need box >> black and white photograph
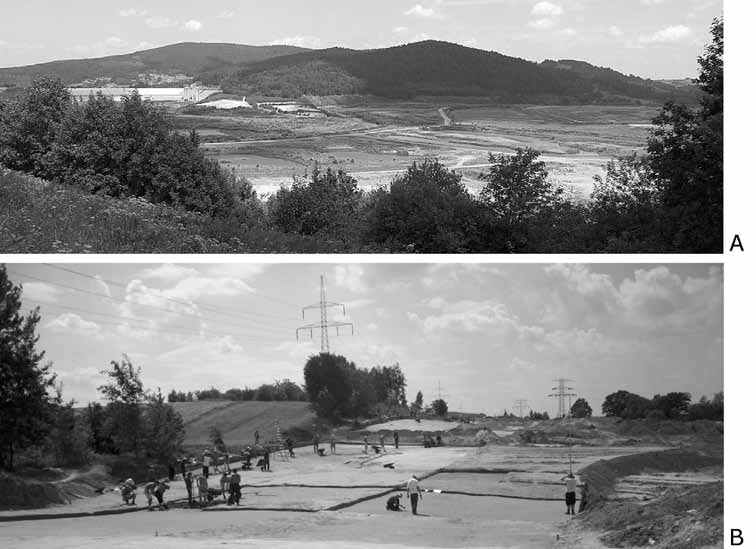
[0,0,723,253]
[0,262,724,546]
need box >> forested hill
[220,40,698,103]
[0,43,308,87]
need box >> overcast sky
[7,263,722,416]
[0,1,721,79]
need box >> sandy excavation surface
[0,444,673,548]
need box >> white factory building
[68,85,221,103]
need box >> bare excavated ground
[185,99,654,200]
[0,417,723,548]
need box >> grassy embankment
[0,169,346,253]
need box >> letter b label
[731,529,744,546]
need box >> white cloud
[146,17,178,29]
[141,264,200,282]
[46,314,103,339]
[640,24,692,44]
[118,8,147,17]
[184,20,203,32]
[528,18,558,30]
[531,1,563,16]
[404,4,439,18]
[22,282,59,303]
[608,25,624,37]
[268,35,322,48]
[217,10,235,19]
[393,26,409,33]
[331,265,367,294]
[105,36,127,47]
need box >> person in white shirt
[562,473,577,515]
[406,474,422,515]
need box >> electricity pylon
[296,275,353,353]
[514,399,530,418]
[548,378,577,419]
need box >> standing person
[167,461,175,482]
[286,437,295,458]
[224,453,231,474]
[179,458,186,479]
[263,449,271,472]
[563,473,577,515]
[406,474,422,515]
[363,435,369,454]
[219,471,228,502]
[393,431,399,449]
[313,432,320,454]
[202,451,211,478]
[228,469,241,505]
[379,433,385,452]
[184,472,194,506]
[330,431,337,454]
[254,430,260,446]
[196,473,209,506]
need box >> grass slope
[172,401,316,448]
[0,169,345,253]
[0,43,308,87]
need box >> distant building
[68,85,221,104]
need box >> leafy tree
[144,389,185,464]
[410,391,424,417]
[0,78,71,176]
[590,155,661,251]
[570,398,593,418]
[651,392,691,419]
[646,18,723,252]
[85,402,114,454]
[46,399,92,467]
[688,391,723,421]
[529,410,550,420]
[271,166,363,240]
[480,148,566,251]
[0,265,60,471]
[98,355,146,456]
[602,390,652,419]
[362,159,491,252]
[209,425,226,452]
[303,353,355,418]
[431,398,448,417]
[369,364,407,407]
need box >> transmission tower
[548,378,577,419]
[296,275,353,353]
[513,399,530,418]
[435,380,449,402]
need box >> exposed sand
[0,444,673,548]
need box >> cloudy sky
[7,263,722,416]
[0,0,721,78]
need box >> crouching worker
[153,480,169,510]
[144,480,156,509]
[121,478,137,505]
[386,493,404,511]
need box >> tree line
[303,355,408,419]
[0,264,186,471]
[167,379,308,403]
[601,390,723,421]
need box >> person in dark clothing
[286,438,295,457]
[227,469,241,505]
[154,481,169,510]
[386,493,404,511]
[167,462,175,482]
[263,450,270,472]
[179,458,186,478]
[393,431,399,449]
[184,472,194,506]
